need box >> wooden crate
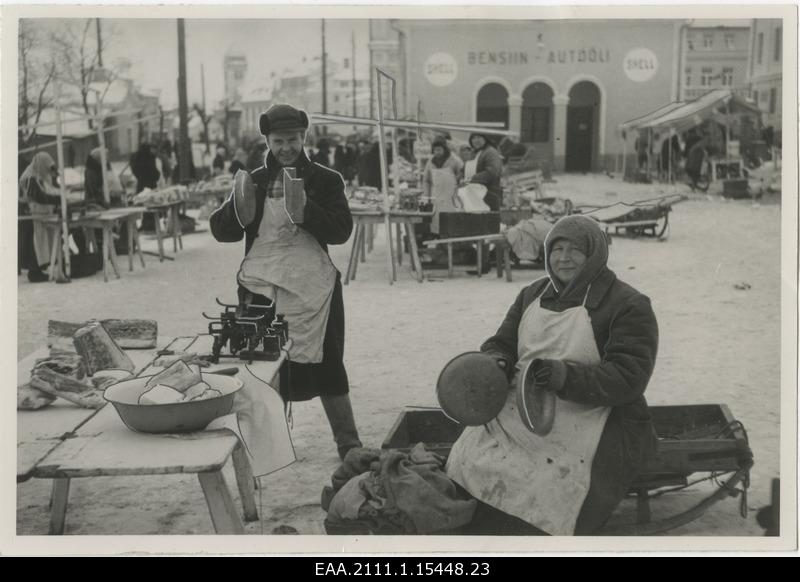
[438,212,500,238]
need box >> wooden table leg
[344,221,361,285]
[367,223,374,252]
[395,222,403,266]
[106,226,121,279]
[48,223,62,282]
[447,243,453,278]
[170,206,179,253]
[359,224,366,263]
[127,219,135,272]
[133,220,146,268]
[504,244,513,282]
[350,224,363,281]
[405,221,424,283]
[198,470,245,534]
[153,211,165,262]
[476,242,483,278]
[232,444,259,523]
[101,227,110,282]
[177,203,184,250]
[496,243,503,278]
[49,478,71,535]
[385,217,396,284]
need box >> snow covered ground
[15,173,786,542]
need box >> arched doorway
[565,81,601,172]
[521,82,555,165]
[476,82,509,129]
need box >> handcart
[574,194,688,240]
[376,404,753,536]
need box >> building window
[686,33,695,50]
[775,27,782,61]
[703,33,714,49]
[700,67,713,86]
[769,87,777,114]
[721,67,734,86]
[757,32,764,64]
[685,66,692,87]
[724,33,736,50]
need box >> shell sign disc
[623,47,659,83]
[425,52,458,87]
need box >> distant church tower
[224,46,247,104]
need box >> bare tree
[18,20,57,147]
[49,19,121,129]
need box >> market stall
[619,88,762,189]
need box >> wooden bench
[423,233,512,281]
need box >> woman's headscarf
[468,133,494,151]
[430,136,451,168]
[543,214,609,303]
[19,152,57,201]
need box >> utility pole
[351,30,357,118]
[177,19,191,183]
[96,18,103,67]
[201,63,210,154]
[321,20,328,113]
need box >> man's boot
[320,394,362,461]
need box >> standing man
[210,103,362,461]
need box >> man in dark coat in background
[467,133,503,210]
[130,142,160,193]
[210,103,361,461]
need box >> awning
[621,89,761,134]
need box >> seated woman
[446,214,659,535]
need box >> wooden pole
[177,19,191,182]
[95,108,111,205]
[54,81,71,282]
[622,131,627,179]
[375,68,394,284]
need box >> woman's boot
[320,394,363,461]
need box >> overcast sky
[31,18,371,109]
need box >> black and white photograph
[1,1,796,555]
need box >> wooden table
[423,233,513,281]
[38,208,146,283]
[17,336,172,483]
[345,209,432,285]
[26,335,290,535]
[142,200,185,262]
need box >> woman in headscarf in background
[19,152,63,282]
[423,136,464,235]
[466,133,503,211]
[447,215,659,535]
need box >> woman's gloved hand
[531,359,558,392]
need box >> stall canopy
[621,89,761,134]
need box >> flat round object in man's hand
[233,169,256,227]
[436,352,509,426]
[516,359,556,436]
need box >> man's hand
[283,169,306,223]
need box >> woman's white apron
[237,177,337,364]
[446,284,611,534]
[429,165,459,235]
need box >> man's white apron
[237,176,337,364]
[446,284,611,534]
